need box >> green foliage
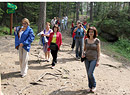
[31,24,38,35]
[114,38,130,53]
[0,8,4,19]
[0,26,10,36]
[103,38,130,61]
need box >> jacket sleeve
[59,33,62,47]
[48,33,52,46]
[14,30,20,48]
[23,29,35,45]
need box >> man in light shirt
[51,17,56,28]
[61,17,65,32]
[64,15,68,30]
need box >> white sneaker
[51,66,55,69]
[91,87,96,92]
[86,88,91,92]
[47,58,50,62]
[21,74,26,78]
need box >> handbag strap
[44,29,51,34]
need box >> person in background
[51,17,56,28]
[71,21,76,51]
[84,23,90,40]
[82,27,100,93]
[73,20,87,59]
[48,24,62,69]
[71,21,74,36]
[14,18,35,78]
[64,15,68,30]
[61,17,65,32]
[38,22,53,62]
[83,21,87,29]
[56,17,61,32]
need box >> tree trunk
[87,2,89,15]
[59,2,61,18]
[76,2,80,22]
[81,2,83,15]
[93,2,96,18]
[90,2,93,22]
[66,2,69,16]
[128,2,130,13]
[123,2,126,10]
[38,2,46,33]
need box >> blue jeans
[75,37,84,58]
[84,59,97,89]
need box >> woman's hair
[22,18,30,25]
[46,22,50,26]
[53,24,59,32]
[87,27,98,38]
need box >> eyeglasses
[22,23,27,25]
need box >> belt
[76,37,83,39]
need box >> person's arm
[96,40,101,66]
[82,39,87,58]
[59,33,62,47]
[81,25,87,34]
[73,26,78,33]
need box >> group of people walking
[51,15,68,32]
[14,17,100,93]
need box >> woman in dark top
[82,27,100,92]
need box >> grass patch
[100,36,130,63]
[0,26,10,36]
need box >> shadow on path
[29,64,51,70]
[49,89,93,95]
[1,71,21,80]
[15,60,47,65]
[58,57,77,64]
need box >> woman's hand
[19,43,24,47]
[81,55,85,58]
[19,28,23,32]
[14,27,16,32]
[41,34,44,36]
[96,61,99,67]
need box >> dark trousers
[50,43,58,66]
[71,38,75,49]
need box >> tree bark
[90,2,93,22]
[66,2,69,16]
[38,2,46,33]
[81,2,83,15]
[87,2,89,15]
[76,2,80,22]
[59,2,61,18]
[128,2,130,13]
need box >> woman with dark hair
[82,27,100,92]
[48,24,62,68]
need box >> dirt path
[1,31,130,95]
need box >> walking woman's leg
[51,49,55,66]
[75,39,80,58]
[22,48,29,76]
[43,43,47,60]
[71,38,75,49]
[84,59,92,89]
[88,60,97,88]
[19,46,23,75]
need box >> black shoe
[52,62,55,66]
